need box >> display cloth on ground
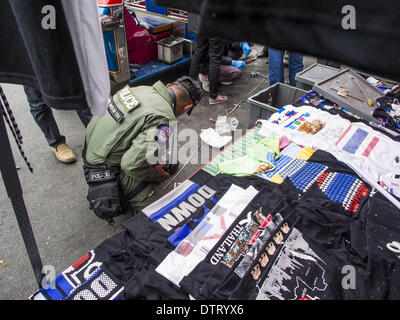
[257,104,400,201]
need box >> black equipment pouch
[83,162,127,224]
[81,128,151,224]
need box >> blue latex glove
[232,60,246,69]
[241,42,251,58]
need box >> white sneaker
[198,73,210,92]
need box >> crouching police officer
[82,76,202,223]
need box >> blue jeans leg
[24,86,66,148]
[268,49,284,86]
[288,52,304,87]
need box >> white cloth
[156,184,259,287]
[258,105,400,200]
[200,128,232,149]
[61,0,110,116]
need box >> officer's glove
[232,60,246,69]
[241,42,251,58]
[154,164,170,182]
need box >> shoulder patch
[156,125,170,143]
[117,85,140,112]
[107,97,124,123]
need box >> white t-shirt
[258,105,400,198]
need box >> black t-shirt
[176,185,365,300]
[279,150,372,218]
[179,186,290,299]
[119,170,274,299]
[224,199,365,300]
[360,192,400,299]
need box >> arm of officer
[120,124,169,182]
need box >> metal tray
[313,69,384,123]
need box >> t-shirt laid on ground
[258,105,400,200]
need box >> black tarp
[0,0,90,288]
[155,0,400,82]
[0,0,88,111]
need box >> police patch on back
[117,85,140,112]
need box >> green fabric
[217,156,262,176]
[217,133,279,177]
[203,124,265,176]
[256,133,280,160]
[84,81,176,205]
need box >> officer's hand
[232,60,246,69]
[241,42,251,58]
[154,164,170,181]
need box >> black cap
[176,76,203,115]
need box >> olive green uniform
[84,81,175,213]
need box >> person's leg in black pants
[189,37,212,95]
[207,38,224,100]
[23,85,91,163]
[189,37,209,82]
[189,37,211,93]
[189,37,227,104]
